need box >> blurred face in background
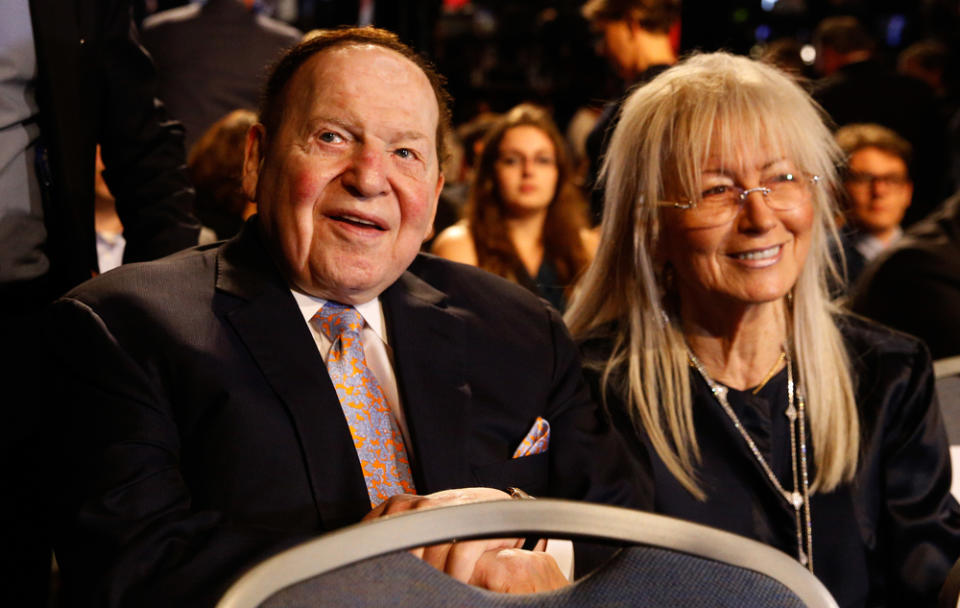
[596,20,638,79]
[843,146,912,241]
[495,125,558,216]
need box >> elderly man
[47,28,645,607]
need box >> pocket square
[512,417,550,458]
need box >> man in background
[835,123,913,284]
[582,0,680,223]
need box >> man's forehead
[297,45,433,103]
[284,44,438,130]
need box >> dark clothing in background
[584,64,672,225]
[3,2,200,605]
[141,0,301,150]
[23,0,200,308]
[47,221,648,607]
[581,315,960,607]
[850,193,960,360]
[813,60,948,227]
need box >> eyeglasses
[844,171,910,188]
[659,173,820,227]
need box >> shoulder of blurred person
[813,57,949,226]
[849,193,960,359]
[140,0,302,150]
[431,220,479,266]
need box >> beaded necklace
[687,349,814,571]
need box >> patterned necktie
[314,301,416,507]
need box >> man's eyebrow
[392,130,429,143]
[305,114,355,132]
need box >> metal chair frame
[217,499,838,608]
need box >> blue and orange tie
[314,302,416,507]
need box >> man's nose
[342,144,389,198]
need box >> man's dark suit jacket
[47,222,647,607]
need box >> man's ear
[241,123,266,202]
[423,173,445,242]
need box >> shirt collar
[291,289,387,344]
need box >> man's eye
[394,148,415,160]
[318,132,343,144]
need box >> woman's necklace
[687,349,814,572]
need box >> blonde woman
[566,52,960,605]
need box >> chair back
[935,355,960,501]
[217,499,838,608]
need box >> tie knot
[315,302,363,341]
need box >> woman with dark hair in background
[566,51,960,605]
[432,104,596,311]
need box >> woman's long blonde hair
[565,52,858,498]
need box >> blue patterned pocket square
[512,417,550,458]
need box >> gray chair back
[217,500,838,608]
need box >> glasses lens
[764,174,809,210]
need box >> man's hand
[364,487,510,520]
[363,488,569,593]
[470,548,569,593]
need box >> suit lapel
[216,226,370,530]
[382,268,471,494]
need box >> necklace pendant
[712,384,728,401]
[785,490,803,509]
[785,404,797,422]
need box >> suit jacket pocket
[471,452,549,496]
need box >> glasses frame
[843,172,910,189]
[657,174,821,212]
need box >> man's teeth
[733,245,780,260]
[341,215,379,228]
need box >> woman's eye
[499,156,519,166]
[768,173,797,184]
[536,156,555,165]
[701,185,732,198]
